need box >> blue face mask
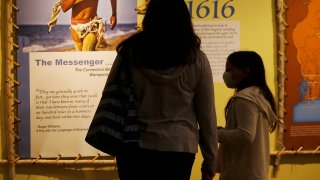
[223,71,240,89]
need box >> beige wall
[0,0,320,179]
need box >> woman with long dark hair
[217,51,278,180]
[112,0,218,179]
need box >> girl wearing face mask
[217,51,278,180]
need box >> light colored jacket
[116,50,218,171]
[217,86,277,180]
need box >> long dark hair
[117,0,201,69]
[224,51,278,132]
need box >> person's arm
[194,52,218,180]
[109,0,117,29]
[218,98,258,146]
[60,0,76,12]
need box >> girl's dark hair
[117,0,201,69]
[224,51,278,132]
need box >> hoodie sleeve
[218,98,259,145]
[193,52,218,172]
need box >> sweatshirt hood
[137,65,188,85]
[234,86,278,124]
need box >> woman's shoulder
[181,50,212,82]
[197,49,208,60]
[193,49,209,67]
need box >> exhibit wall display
[16,0,241,159]
[282,0,320,150]
[4,0,320,180]
[16,0,138,158]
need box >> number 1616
[186,0,235,19]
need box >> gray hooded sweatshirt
[217,86,277,180]
[110,50,218,172]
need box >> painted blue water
[293,100,320,123]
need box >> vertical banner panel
[28,52,115,157]
[284,0,320,149]
[193,21,240,82]
[187,0,240,82]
